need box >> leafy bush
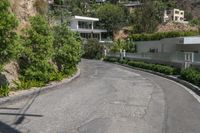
[180,68,200,86]
[0,0,20,72]
[129,31,199,41]
[128,61,176,75]
[14,80,45,90]
[53,23,81,74]
[49,71,64,81]
[110,40,125,53]
[82,38,104,59]
[20,15,54,82]
[104,57,119,63]
[110,40,136,53]
[0,85,10,97]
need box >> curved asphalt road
[0,59,200,133]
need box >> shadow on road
[13,90,42,125]
[0,121,21,133]
[0,88,43,131]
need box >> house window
[78,21,92,29]
[175,16,179,21]
[175,11,179,14]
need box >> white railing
[106,51,200,67]
[108,52,187,62]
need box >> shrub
[53,23,81,74]
[104,57,119,63]
[129,31,199,41]
[110,40,136,53]
[104,57,176,75]
[180,68,200,86]
[0,0,20,72]
[49,71,64,81]
[82,38,104,59]
[20,15,54,82]
[0,85,10,97]
[127,61,176,75]
[13,80,45,90]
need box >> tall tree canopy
[95,4,127,33]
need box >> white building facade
[136,36,200,53]
[70,16,108,42]
[164,9,188,24]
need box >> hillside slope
[9,0,41,31]
[157,22,199,32]
[172,0,200,19]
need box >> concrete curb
[0,69,81,106]
[107,62,200,96]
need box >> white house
[121,1,143,13]
[164,9,188,24]
[96,0,106,3]
[136,36,200,53]
[70,16,109,42]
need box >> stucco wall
[184,37,200,44]
[177,44,200,52]
[161,38,180,52]
[136,41,162,53]
[136,37,200,53]
[70,20,78,30]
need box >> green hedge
[104,57,119,63]
[180,68,200,86]
[127,61,176,75]
[104,57,177,75]
[129,31,199,41]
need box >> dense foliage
[82,38,104,59]
[20,15,54,82]
[0,0,19,72]
[133,0,165,33]
[53,23,81,74]
[129,31,199,41]
[95,4,127,33]
[181,68,200,87]
[104,57,177,75]
[110,40,136,53]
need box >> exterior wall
[184,37,200,44]
[136,37,200,53]
[136,41,162,53]
[177,44,200,53]
[161,38,180,52]
[70,20,78,30]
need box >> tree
[82,39,104,59]
[95,4,127,33]
[0,0,19,71]
[133,0,165,33]
[53,23,81,74]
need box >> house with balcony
[121,1,143,13]
[70,16,110,43]
[164,9,188,24]
[96,0,106,3]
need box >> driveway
[0,59,200,133]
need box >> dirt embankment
[157,22,199,33]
